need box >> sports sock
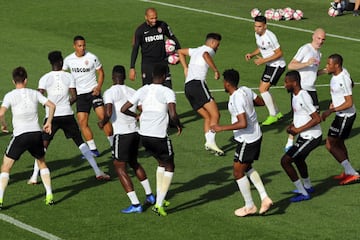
[302,177,312,189]
[0,172,10,201]
[30,159,40,180]
[247,168,268,200]
[285,136,294,148]
[236,176,254,208]
[156,166,165,198]
[40,168,52,196]
[293,179,308,196]
[261,91,277,116]
[86,139,97,151]
[205,130,216,144]
[79,143,101,175]
[156,171,173,207]
[107,135,114,147]
[127,191,140,205]
[341,159,359,175]
[140,179,152,195]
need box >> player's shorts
[141,62,171,88]
[76,92,104,113]
[42,115,82,142]
[140,135,174,162]
[328,114,356,139]
[233,137,262,163]
[261,65,285,85]
[113,132,140,163]
[185,80,213,111]
[5,131,45,161]
[286,135,322,161]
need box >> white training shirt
[128,84,176,138]
[103,84,138,135]
[63,51,102,95]
[255,29,286,67]
[292,90,322,139]
[38,71,75,117]
[293,43,321,91]
[185,45,216,83]
[228,87,262,143]
[1,88,48,137]
[330,70,356,117]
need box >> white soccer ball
[283,8,294,20]
[328,7,339,17]
[165,39,176,54]
[276,8,285,18]
[168,53,179,65]
[264,9,274,20]
[293,10,303,20]
[272,10,282,21]
[251,8,261,18]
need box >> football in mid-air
[328,7,339,17]
[168,53,179,65]
[250,8,261,18]
[165,39,176,54]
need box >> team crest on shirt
[157,27,162,33]
[85,60,89,65]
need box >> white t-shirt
[103,84,138,135]
[255,29,286,67]
[129,84,176,138]
[2,88,48,136]
[293,43,321,91]
[185,45,216,83]
[292,90,322,139]
[330,70,356,117]
[228,87,262,143]
[38,71,75,117]
[63,51,102,94]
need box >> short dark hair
[112,65,126,81]
[73,35,85,42]
[223,69,240,87]
[48,51,63,64]
[152,63,167,79]
[285,70,301,85]
[206,33,222,41]
[254,15,266,24]
[12,66,27,84]
[328,53,343,66]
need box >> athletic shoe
[330,2,337,9]
[27,177,38,185]
[339,174,360,185]
[163,199,170,207]
[292,187,315,194]
[290,194,310,202]
[91,149,100,157]
[152,205,167,216]
[121,205,143,214]
[333,172,349,180]
[261,115,278,126]
[204,143,224,156]
[0,199,3,210]
[276,112,284,120]
[234,205,257,217]
[96,171,111,181]
[259,197,273,215]
[354,10,359,16]
[145,194,155,205]
[45,194,55,206]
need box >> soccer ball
[165,39,176,54]
[250,8,261,18]
[168,53,179,65]
[264,9,274,20]
[276,8,285,18]
[293,10,303,20]
[272,10,282,21]
[328,7,339,17]
[283,8,294,20]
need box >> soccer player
[121,64,182,216]
[63,35,113,156]
[211,69,273,217]
[0,67,55,208]
[281,71,322,202]
[321,54,359,185]
[130,7,181,88]
[245,15,285,125]
[285,28,326,151]
[178,33,224,156]
[27,51,110,184]
[99,65,155,214]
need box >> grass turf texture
[0,0,359,239]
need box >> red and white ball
[250,8,261,18]
[165,39,176,54]
[168,53,179,65]
[272,10,282,21]
[283,8,294,20]
[293,10,303,20]
[328,7,339,17]
[264,9,274,20]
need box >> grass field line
[0,213,62,240]
[141,0,360,42]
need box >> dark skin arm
[287,111,321,136]
[168,103,182,136]
[321,95,353,121]
[212,112,247,132]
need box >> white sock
[140,179,152,195]
[30,159,39,180]
[156,171,173,207]
[302,177,312,189]
[236,176,254,208]
[156,166,165,198]
[285,137,294,148]
[0,172,10,200]
[107,135,114,147]
[205,130,215,144]
[247,168,268,200]
[293,179,308,196]
[127,191,140,205]
[341,160,359,175]
[40,168,52,196]
[86,139,97,151]
[261,91,277,116]
[79,143,101,175]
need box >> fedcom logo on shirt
[145,34,164,43]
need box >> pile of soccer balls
[165,39,179,65]
[250,7,303,21]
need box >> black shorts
[140,135,174,162]
[141,62,171,88]
[5,132,45,161]
[113,132,140,163]
[233,137,262,163]
[287,135,322,161]
[76,92,104,113]
[42,115,82,142]
[185,80,213,111]
[261,65,285,86]
[328,114,356,139]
